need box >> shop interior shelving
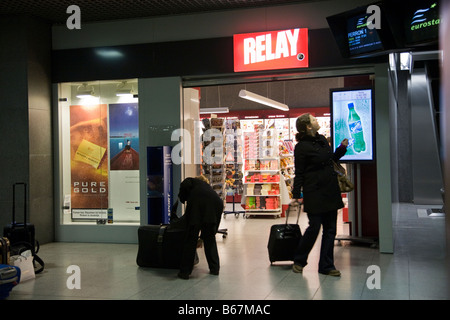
[242,126,283,218]
[201,118,226,200]
[223,119,245,218]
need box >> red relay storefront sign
[233,28,309,72]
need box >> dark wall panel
[52,29,383,83]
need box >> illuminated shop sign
[234,28,309,72]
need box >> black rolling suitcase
[136,224,186,269]
[3,183,44,273]
[267,203,302,264]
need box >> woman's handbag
[333,161,354,193]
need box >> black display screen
[346,13,383,56]
[404,1,440,45]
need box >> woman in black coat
[291,113,348,276]
[177,177,223,279]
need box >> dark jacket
[292,134,347,214]
[177,178,223,226]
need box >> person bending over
[177,177,223,279]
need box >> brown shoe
[292,264,303,273]
[320,269,341,277]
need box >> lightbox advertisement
[234,28,309,72]
[330,88,374,162]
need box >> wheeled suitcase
[3,183,44,274]
[0,265,21,300]
[267,203,302,264]
[3,183,36,254]
[136,224,186,269]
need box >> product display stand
[242,126,283,218]
[224,189,246,218]
[224,157,245,218]
[223,120,245,218]
[201,118,226,199]
[201,117,228,237]
[279,140,295,199]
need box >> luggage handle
[285,203,301,225]
[12,182,28,227]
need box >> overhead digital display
[330,88,375,162]
[405,1,440,45]
[346,12,383,56]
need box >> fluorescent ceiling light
[116,89,134,97]
[76,83,95,98]
[116,81,136,97]
[199,107,229,114]
[239,89,289,111]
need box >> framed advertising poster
[70,104,109,216]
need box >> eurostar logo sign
[233,28,309,72]
[411,2,440,31]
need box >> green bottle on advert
[347,103,366,153]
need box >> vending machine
[147,146,173,225]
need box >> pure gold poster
[70,104,108,211]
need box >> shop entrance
[182,70,379,243]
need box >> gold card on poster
[74,139,107,169]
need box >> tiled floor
[6,203,449,300]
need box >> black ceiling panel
[0,0,321,24]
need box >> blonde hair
[196,175,210,184]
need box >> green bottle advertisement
[347,103,366,153]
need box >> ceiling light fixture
[238,89,289,111]
[76,83,95,98]
[116,81,135,97]
[199,107,230,114]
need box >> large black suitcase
[267,203,302,264]
[136,224,186,269]
[3,183,36,252]
[3,183,44,273]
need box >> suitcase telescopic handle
[285,202,301,225]
[12,182,27,226]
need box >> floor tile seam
[259,271,294,300]
[310,283,323,300]
[170,279,216,299]
[406,253,412,299]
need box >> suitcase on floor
[136,224,186,269]
[0,238,11,265]
[0,265,21,300]
[3,183,36,253]
[3,183,44,274]
[268,203,302,264]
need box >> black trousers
[293,210,338,273]
[180,223,220,275]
